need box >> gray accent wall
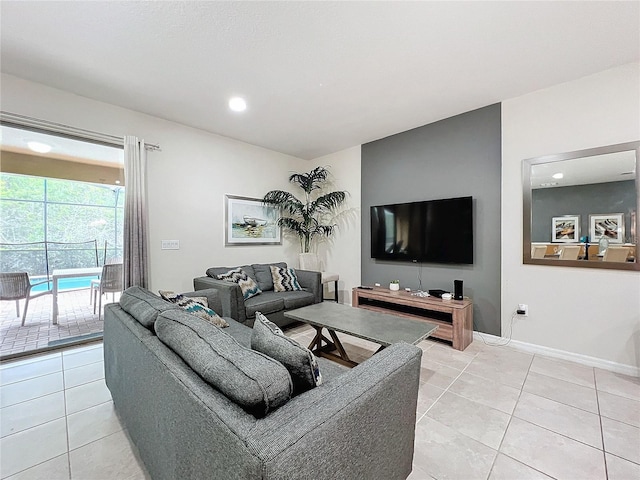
[361,104,502,335]
[532,180,636,243]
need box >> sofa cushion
[215,268,262,300]
[270,265,303,292]
[155,309,293,417]
[279,290,316,310]
[222,318,253,347]
[252,262,286,292]
[251,312,322,394]
[158,290,229,328]
[119,286,177,329]
[244,291,285,319]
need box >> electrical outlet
[517,303,528,316]
[161,240,180,250]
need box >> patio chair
[91,263,123,320]
[89,254,123,305]
[0,272,51,326]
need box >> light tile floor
[0,326,638,479]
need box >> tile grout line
[415,348,480,424]
[66,398,112,417]
[502,356,620,476]
[1,367,110,478]
[509,360,610,454]
[61,352,73,480]
[485,351,535,479]
[66,420,124,455]
[2,453,69,480]
[594,367,610,480]
[0,394,67,440]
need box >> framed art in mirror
[551,215,580,243]
[589,213,624,244]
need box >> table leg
[308,327,336,353]
[327,330,351,361]
[308,327,358,368]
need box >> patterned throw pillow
[158,290,229,328]
[251,312,322,394]
[270,265,303,292]
[215,268,262,300]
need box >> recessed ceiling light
[552,173,564,179]
[228,97,247,112]
[115,180,121,185]
[27,141,52,153]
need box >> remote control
[357,286,373,290]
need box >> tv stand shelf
[352,287,473,351]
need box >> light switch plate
[161,240,180,250]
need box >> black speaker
[454,280,463,300]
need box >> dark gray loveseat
[193,262,321,328]
[104,286,422,480]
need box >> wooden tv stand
[352,287,473,351]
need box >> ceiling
[1,1,638,160]
[0,125,124,165]
[531,149,637,189]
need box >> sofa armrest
[193,276,246,323]
[182,288,223,315]
[294,269,322,304]
[249,342,422,480]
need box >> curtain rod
[0,111,161,151]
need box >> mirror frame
[523,140,640,271]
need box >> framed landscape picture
[225,195,281,246]
[590,213,624,244]
[551,215,580,243]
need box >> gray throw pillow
[155,309,292,417]
[251,312,322,394]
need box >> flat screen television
[370,196,473,264]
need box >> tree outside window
[0,173,124,276]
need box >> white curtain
[123,136,149,288]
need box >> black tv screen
[370,196,473,264]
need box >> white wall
[1,74,309,293]
[309,146,362,304]
[502,63,640,369]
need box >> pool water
[31,276,99,292]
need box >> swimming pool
[30,276,99,292]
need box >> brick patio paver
[0,288,119,357]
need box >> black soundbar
[428,289,450,298]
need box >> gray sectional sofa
[193,262,321,328]
[104,286,422,480]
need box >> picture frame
[589,213,625,244]
[551,215,580,243]
[225,195,281,246]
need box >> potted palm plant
[263,166,347,253]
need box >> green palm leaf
[263,166,347,253]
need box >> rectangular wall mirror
[523,141,639,271]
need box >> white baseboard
[473,332,639,378]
